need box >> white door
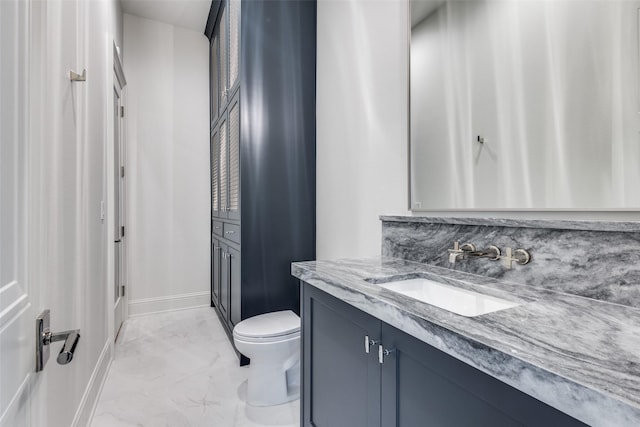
[0,0,35,424]
[2,0,113,426]
[113,59,127,339]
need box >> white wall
[123,14,210,316]
[316,0,640,261]
[316,0,410,259]
[1,0,123,426]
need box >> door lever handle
[36,309,81,372]
[45,330,80,365]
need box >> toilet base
[246,359,300,406]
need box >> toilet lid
[233,310,300,339]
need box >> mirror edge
[407,0,413,211]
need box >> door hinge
[121,226,125,237]
[121,285,125,297]
[120,165,125,178]
[120,106,124,117]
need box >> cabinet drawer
[223,222,240,244]
[212,220,224,237]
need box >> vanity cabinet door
[302,284,381,427]
[379,323,588,427]
[228,245,241,326]
[211,237,222,306]
[219,243,230,320]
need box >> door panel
[380,323,588,427]
[228,0,240,93]
[211,130,220,217]
[210,33,219,123]
[219,117,228,219]
[217,2,228,107]
[228,245,241,326]
[219,244,230,320]
[227,96,240,221]
[212,237,221,305]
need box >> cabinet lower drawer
[223,222,240,244]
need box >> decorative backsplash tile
[381,216,640,309]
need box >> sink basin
[378,278,520,317]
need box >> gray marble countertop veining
[380,215,640,232]
[292,257,640,427]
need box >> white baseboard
[128,291,210,317]
[72,341,112,427]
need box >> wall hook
[70,69,86,82]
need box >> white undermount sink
[378,278,520,317]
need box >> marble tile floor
[91,307,300,427]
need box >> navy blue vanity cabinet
[301,282,588,427]
[302,284,381,427]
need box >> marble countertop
[292,257,640,427]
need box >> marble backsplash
[381,216,640,309]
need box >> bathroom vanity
[300,280,587,426]
[294,258,640,426]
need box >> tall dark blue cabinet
[204,0,316,360]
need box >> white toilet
[232,310,301,406]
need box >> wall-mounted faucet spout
[447,241,531,268]
[463,245,501,260]
[449,241,500,264]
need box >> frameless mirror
[410,0,640,210]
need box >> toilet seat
[233,330,300,344]
[233,310,300,341]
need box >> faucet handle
[460,242,476,252]
[448,241,461,264]
[448,241,476,264]
[501,247,531,269]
